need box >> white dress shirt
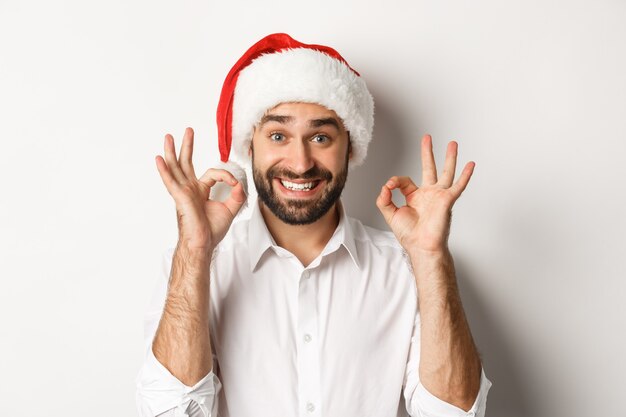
[136,199,492,417]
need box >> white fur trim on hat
[230,48,374,169]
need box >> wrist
[169,242,213,284]
[177,232,215,251]
[408,247,458,293]
[176,238,216,257]
[408,245,451,261]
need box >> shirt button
[303,333,312,343]
[468,412,475,417]
[302,271,310,279]
[306,402,315,412]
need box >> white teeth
[280,180,316,191]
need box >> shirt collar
[248,198,361,272]
[248,199,277,271]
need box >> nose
[285,139,314,175]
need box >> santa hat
[212,33,374,201]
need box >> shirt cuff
[412,368,492,417]
[135,346,221,417]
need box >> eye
[269,132,285,142]
[311,134,330,144]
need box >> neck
[259,199,340,267]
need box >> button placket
[296,269,321,416]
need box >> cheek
[325,149,350,171]
[252,155,280,179]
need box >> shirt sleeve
[155,399,208,417]
[402,312,492,417]
[135,248,222,417]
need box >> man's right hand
[155,127,246,253]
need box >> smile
[274,178,324,196]
[280,179,320,191]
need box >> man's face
[250,102,352,225]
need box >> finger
[386,176,418,197]
[421,134,438,185]
[439,141,458,188]
[376,184,399,225]
[198,168,238,188]
[155,155,180,195]
[179,127,197,179]
[222,182,247,217]
[449,161,475,197]
[163,134,187,183]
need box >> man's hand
[376,134,475,254]
[153,127,246,385]
[155,127,246,252]
[377,134,482,410]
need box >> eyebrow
[259,114,293,126]
[259,114,341,131]
[309,117,340,130]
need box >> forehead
[262,102,341,121]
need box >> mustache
[267,166,333,182]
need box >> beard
[252,150,349,226]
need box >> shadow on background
[343,91,410,230]
[345,94,533,417]
[455,254,535,417]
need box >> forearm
[152,243,214,386]
[410,248,482,411]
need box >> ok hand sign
[376,134,475,254]
[155,127,246,253]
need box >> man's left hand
[376,134,475,254]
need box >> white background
[1,1,624,416]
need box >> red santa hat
[213,33,374,199]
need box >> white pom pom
[209,160,249,212]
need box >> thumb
[223,182,247,218]
[376,184,398,225]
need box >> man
[136,33,492,417]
